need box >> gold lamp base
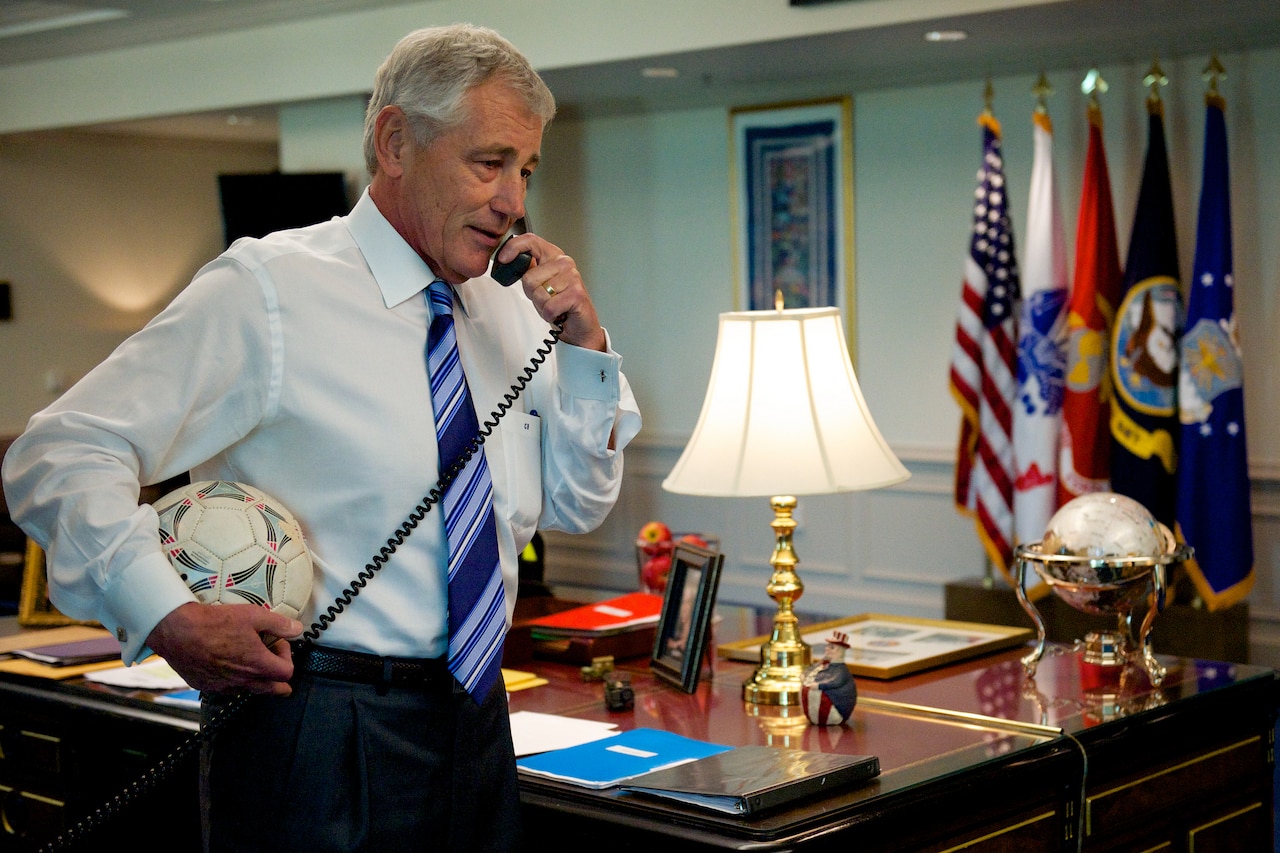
[742,495,811,706]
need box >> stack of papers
[83,657,190,690]
[525,592,663,638]
[516,727,731,789]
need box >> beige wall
[0,132,277,427]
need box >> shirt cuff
[557,328,622,402]
[102,551,198,664]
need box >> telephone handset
[38,276,564,852]
[491,233,533,286]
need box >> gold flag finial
[978,79,1002,135]
[1033,72,1053,113]
[1203,54,1227,105]
[1144,58,1168,114]
[774,289,784,312]
[1081,68,1108,102]
[1081,68,1108,124]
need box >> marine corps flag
[1176,81,1254,610]
[1058,94,1121,505]
[950,106,1020,582]
[1014,95,1068,545]
[1110,85,1182,527]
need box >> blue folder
[516,727,732,789]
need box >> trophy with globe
[1014,492,1193,688]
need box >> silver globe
[1014,492,1192,687]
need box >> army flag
[950,111,1021,581]
[1176,91,1253,609]
[1058,100,1121,505]
[1013,106,1068,545]
[1110,97,1182,527]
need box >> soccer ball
[154,480,313,619]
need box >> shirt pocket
[490,410,542,541]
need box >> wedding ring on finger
[544,285,556,296]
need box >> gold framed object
[18,539,98,628]
[718,613,1032,680]
[729,96,855,353]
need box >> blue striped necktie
[426,280,505,701]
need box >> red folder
[526,592,662,637]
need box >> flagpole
[980,75,997,592]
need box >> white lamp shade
[663,306,909,497]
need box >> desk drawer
[0,783,65,848]
[1085,735,1267,838]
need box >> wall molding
[543,434,1280,665]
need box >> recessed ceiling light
[924,30,969,43]
[642,67,680,79]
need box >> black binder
[619,745,879,816]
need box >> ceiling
[6,0,1280,141]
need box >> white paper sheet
[83,657,190,690]
[508,710,619,757]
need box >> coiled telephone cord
[37,323,562,852]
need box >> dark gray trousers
[200,674,522,852]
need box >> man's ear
[373,106,410,179]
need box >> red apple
[642,554,672,591]
[638,521,672,545]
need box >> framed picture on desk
[718,614,1032,679]
[651,541,723,692]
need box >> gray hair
[362,24,556,176]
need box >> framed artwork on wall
[730,96,855,336]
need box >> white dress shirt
[2,190,641,663]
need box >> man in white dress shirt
[2,23,640,851]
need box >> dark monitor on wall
[218,171,350,247]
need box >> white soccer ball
[154,480,313,619]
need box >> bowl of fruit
[635,521,719,594]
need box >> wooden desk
[512,648,1277,852]
[0,631,1274,852]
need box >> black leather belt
[292,643,449,691]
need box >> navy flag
[1176,89,1253,609]
[1110,93,1182,526]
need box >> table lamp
[662,296,909,705]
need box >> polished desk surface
[2,616,1275,852]
[508,642,1277,849]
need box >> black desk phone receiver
[491,232,532,286]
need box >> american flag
[950,112,1021,582]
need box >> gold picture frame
[18,539,98,628]
[717,613,1032,680]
